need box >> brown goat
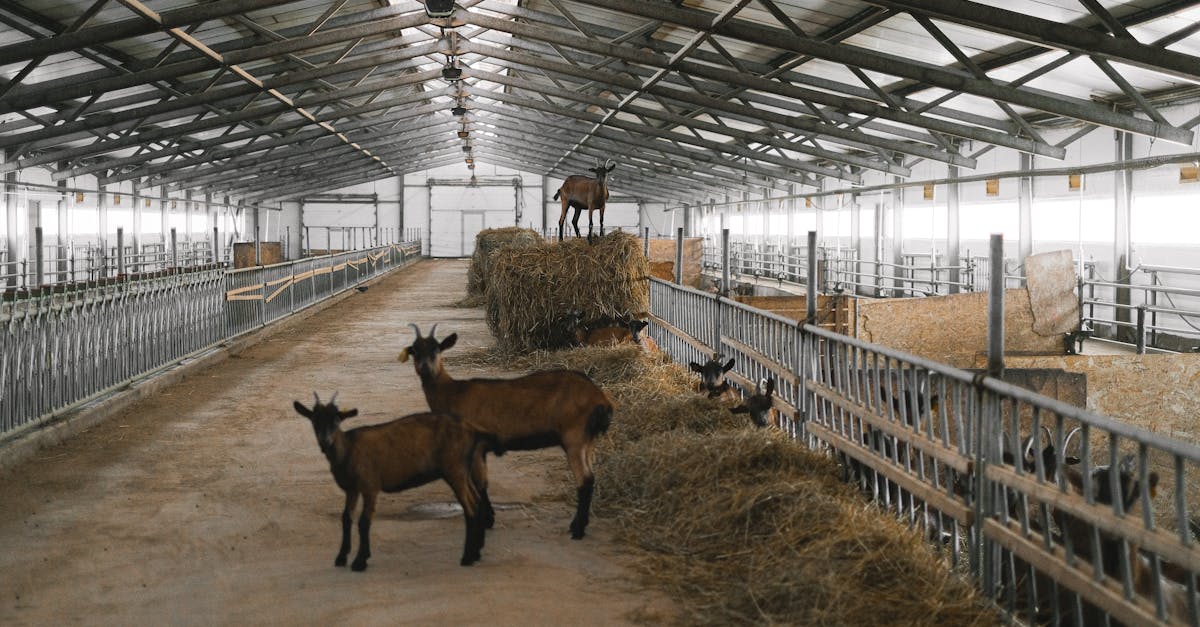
[400,324,614,539]
[294,393,496,569]
[554,160,614,243]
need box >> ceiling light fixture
[424,0,455,18]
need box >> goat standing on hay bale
[554,160,614,243]
[399,323,614,539]
[293,393,496,569]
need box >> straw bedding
[485,232,649,353]
[507,345,1000,626]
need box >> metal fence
[1,240,421,440]
[648,276,1200,626]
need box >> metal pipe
[806,230,817,325]
[170,228,178,268]
[987,233,1005,377]
[721,228,730,298]
[674,227,683,285]
[117,228,125,277]
[34,227,44,286]
[1136,305,1147,354]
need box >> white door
[429,184,517,257]
[461,212,485,257]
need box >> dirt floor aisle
[0,259,674,625]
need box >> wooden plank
[982,518,1170,627]
[264,279,293,304]
[808,380,973,475]
[647,312,715,357]
[986,463,1200,574]
[807,420,974,525]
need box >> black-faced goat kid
[732,378,778,428]
[400,324,614,539]
[294,393,496,570]
[690,353,737,403]
[554,160,614,243]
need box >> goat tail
[586,404,613,438]
[553,189,561,201]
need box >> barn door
[461,212,485,257]
[429,181,518,257]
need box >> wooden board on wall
[648,237,703,287]
[233,242,283,268]
[856,289,1063,368]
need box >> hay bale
[599,431,999,626]
[465,227,543,299]
[513,345,999,626]
[486,231,650,353]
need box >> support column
[159,187,170,266]
[3,160,17,288]
[1114,130,1134,343]
[947,165,961,294]
[1018,152,1034,275]
[98,183,109,278]
[851,192,861,295]
[131,180,143,270]
[874,191,886,297]
[891,177,905,293]
[185,190,193,243]
[56,164,68,283]
[682,203,691,238]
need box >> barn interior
[3,1,1200,625]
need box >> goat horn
[604,158,614,169]
[1022,433,1037,463]
[1063,426,1083,452]
[408,322,423,338]
[313,391,320,406]
[329,391,338,406]
[429,323,439,338]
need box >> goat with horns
[554,159,614,244]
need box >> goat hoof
[351,558,368,572]
[335,555,347,567]
[569,523,586,540]
[460,554,479,566]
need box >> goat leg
[570,476,595,539]
[336,490,358,567]
[351,492,375,572]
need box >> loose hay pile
[513,346,999,626]
[486,232,649,353]
[462,227,543,306]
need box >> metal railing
[648,275,1200,625]
[1083,264,1200,352]
[1,240,421,441]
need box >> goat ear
[440,333,458,351]
[723,358,735,372]
[689,362,702,373]
[764,378,775,396]
[293,401,312,418]
[398,347,410,363]
[730,405,749,414]
[632,320,648,332]
[340,408,359,419]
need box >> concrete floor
[0,259,675,626]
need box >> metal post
[170,228,178,268]
[56,167,68,283]
[1136,305,1147,355]
[643,226,650,258]
[674,227,684,285]
[116,228,125,277]
[255,226,261,266]
[98,183,108,278]
[285,226,291,261]
[1018,153,1034,278]
[806,230,818,325]
[721,228,730,298]
[212,226,219,264]
[947,164,961,294]
[304,226,310,257]
[34,226,44,286]
[987,233,1005,377]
